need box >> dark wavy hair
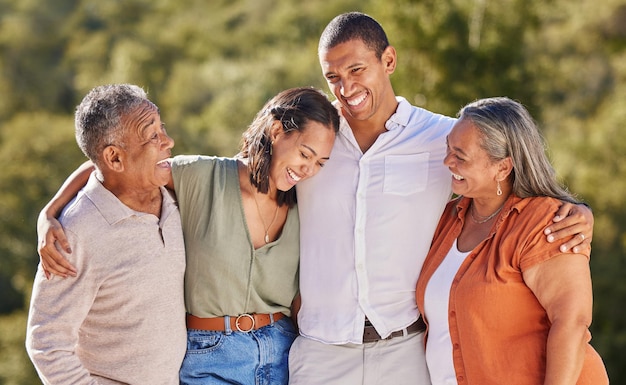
[237,87,340,207]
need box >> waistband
[186,312,285,333]
[362,317,426,343]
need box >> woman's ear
[497,157,513,181]
[269,120,283,142]
[101,145,125,173]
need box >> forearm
[26,266,100,384]
[28,345,100,385]
[37,162,94,277]
[41,161,94,218]
[544,319,588,385]
[291,293,301,328]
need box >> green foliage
[373,0,543,116]
[0,312,40,384]
[0,112,83,316]
[1,0,625,382]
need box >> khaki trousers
[288,332,431,385]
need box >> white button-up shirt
[296,97,455,344]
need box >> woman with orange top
[416,97,608,385]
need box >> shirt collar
[82,172,175,225]
[335,96,411,135]
[453,193,530,223]
[385,96,410,131]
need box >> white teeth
[287,168,301,182]
[452,173,464,180]
[347,93,367,106]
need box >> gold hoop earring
[496,180,502,196]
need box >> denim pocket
[273,317,298,339]
[186,331,224,353]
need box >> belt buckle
[235,314,255,332]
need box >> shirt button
[453,343,460,349]
[450,311,456,317]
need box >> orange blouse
[416,195,608,385]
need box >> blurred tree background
[0,0,624,383]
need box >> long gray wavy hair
[459,97,578,204]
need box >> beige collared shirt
[27,172,186,384]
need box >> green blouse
[172,155,300,317]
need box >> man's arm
[26,239,101,384]
[545,202,593,254]
[291,293,301,329]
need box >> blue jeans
[180,316,298,385]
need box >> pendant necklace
[470,201,504,224]
[253,191,279,244]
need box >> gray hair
[458,97,578,203]
[75,84,152,163]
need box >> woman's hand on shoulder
[37,210,76,279]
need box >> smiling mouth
[452,173,464,181]
[346,92,367,107]
[287,168,302,182]
[156,159,171,168]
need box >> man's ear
[381,45,397,75]
[101,145,125,173]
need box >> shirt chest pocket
[383,153,430,196]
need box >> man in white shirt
[289,12,593,385]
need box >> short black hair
[319,12,390,59]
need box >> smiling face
[444,118,503,199]
[319,39,397,127]
[117,102,175,191]
[269,120,336,192]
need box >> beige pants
[288,332,431,385]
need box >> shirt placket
[354,153,371,322]
[352,128,396,339]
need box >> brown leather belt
[362,317,426,343]
[186,312,285,333]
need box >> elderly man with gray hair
[26,84,186,384]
